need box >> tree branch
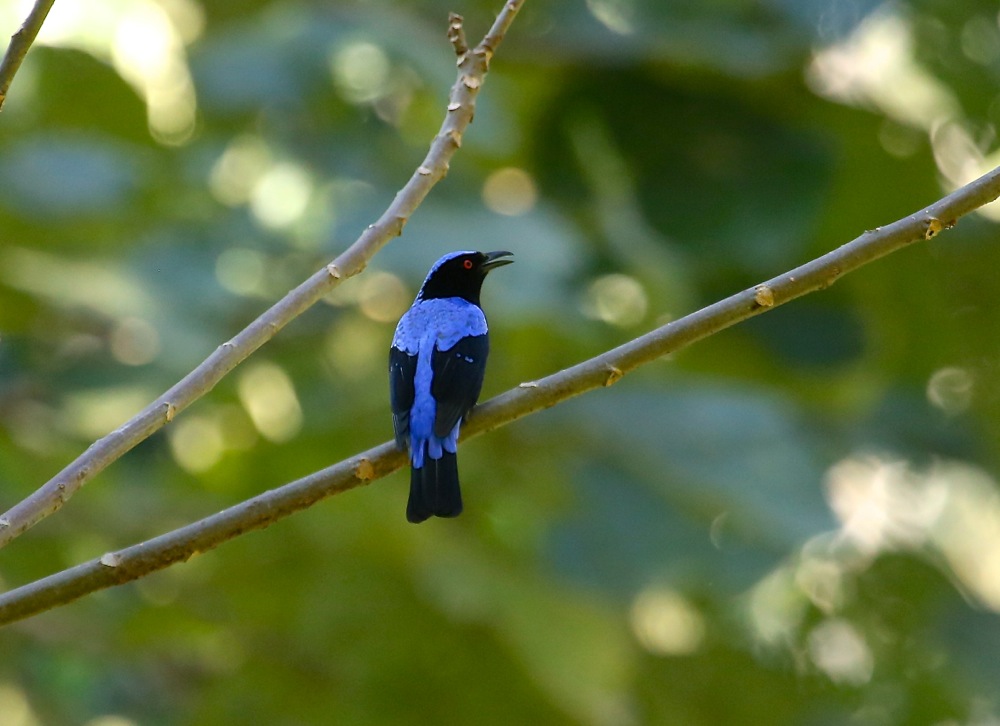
[0,0,55,111]
[2,162,999,626]
[0,0,527,548]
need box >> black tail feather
[407,451,462,523]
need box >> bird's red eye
[463,259,473,270]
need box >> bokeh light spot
[30,0,200,146]
[209,136,272,207]
[62,387,154,439]
[216,248,267,297]
[824,456,946,554]
[927,366,974,416]
[158,0,205,44]
[250,162,314,229]
[878,120,923,158]
[482,167,538,216]
[7,401,60,455]
[110,2,197,145]
[136,570,180,607]
[960,15,1000,66]
[746,566,806,646]
[330,41,391,104]
[807,9,958,131]
[0,682,39,726]
[168,414,225,473]
[582,274,648,327]
[237,361,303,442]
[931,120,986,190]
[808,619,874,685]
[358,271,410,323]
[85,715,139,726]
[217,404,259,451]
[0,247,151,318]
[929,462,1000,611]
[630,587,705,656]
[110,317,160,366]
[585,0,635,35]
[325,317,382,380]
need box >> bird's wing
[431,333,489,438]
[389,344,417,450]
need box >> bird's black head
[417,250,513,305]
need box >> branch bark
[2,163,999,626]
[0,0,526,548]
[0,0,55,111]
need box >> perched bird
[390,250,513,523]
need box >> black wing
[431,334,489,438]
[389,345,417,450]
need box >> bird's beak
[481,250,514,272]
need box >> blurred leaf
[2,0,1000,723]
[555,382,835,547]
[547,463,780,599]
[413,535,633,723]
[0,133,146,220]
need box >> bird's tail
[407,450,462,523]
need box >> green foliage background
[3,0,1000,723]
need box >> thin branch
[2,163,999,626]
[0,0,527,548]
[0,0,55,111]
[447,13,468,58]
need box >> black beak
[481,250,514,272]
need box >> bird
[389,250,513,523]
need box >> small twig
[0,0,527,549]
[1,160,999,626]
[447,12,468,58]
[0,0,56,111]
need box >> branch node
[924,216,944,239]
[519,380,539,388]
[461,74,481,90]
[0,517,9,530]
[164,403,177,423]
[447,102,461,112]
[100,552,123,568]
[417,165,432,176]
[603,365,624,387]
[471,44,494,74]
[355,458,375,481]
[326,263,342,279]
[753,284,775,308]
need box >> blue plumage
[390,250,513,523]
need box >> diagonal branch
[0,0,527,548]
[0,0,55,111]
[2,162,999,626]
